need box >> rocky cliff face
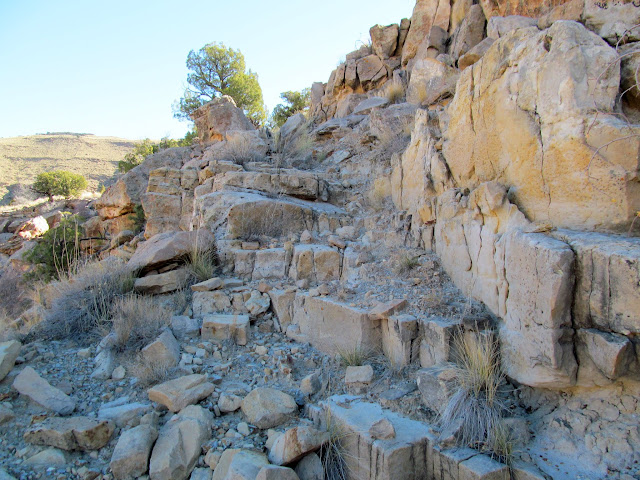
[3,1,640,479]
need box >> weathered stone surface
[420,318,461,368]
[193,291,232,316]
[459,454,509,479]
[192,96,255,144]
[487,15,537,39]
[407,58,459,106]
[0,404,15,424]
[290,245,341,284]
[403,0,451,65]
[370,418,396,440]
[577,329,636,382]
[444,21,640,231]
[279,113,307,145]
[110,424,158,480]
[257,465,300,480]
[417,365,457,413]
[291,293,382,355]
[356,55,387,88]
[319,395,436,480]
[370,24,399,59]
[253,248,288,280]
[171,316,201,340]
[552,230,640,335]
[268,426,329,465]
[451,0,474,32]
[135,268,190,294]
[91,349,116,380]
[98,401,152,428]
[450,5,486,60]
[294,453,323,480]
[148,374,215,413]
[458,37,494,70]
[300,372,322,396]
[345,365,374,385]
[538,0,583,29]
[128,230,215,274]
[0,468,15,480]
[218,392,243,413]
[141,330,181,368]
[268,289,296,332]
[191,277,223,292]
[15,216,48,240]
[13,367,76,415]
[498,232,577,388]
[0,340,21,381]
[201,314,250,345]
[149,405,213,480]
[584,0,640,44]
[212,449,269,480]
[241,388,298,429]
[352,97,390,116]
[24,416,114,451]
[245,290,271,316]
[369,299,408,320]
[191,468,213,480]
[381,314,419,367]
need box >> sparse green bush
[32,171,88,201]
[112,294,170,352]
[133,204,146,233]
[439,332,505,450]
[396,254,420,274]
[24,215,83,282]
[118,132,196,174]
[28,259,136,341]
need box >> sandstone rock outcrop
[191,96,255,144]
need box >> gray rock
[257,465,300,480]
[24,416,114,451]
[134,268,190,294]
[13,367,76,415]
[352,97,390,116]
[98,402,152,428]
[149,405,213,480]
[110,424,158,480]
[0,404,15,425]
[268,426,329,465]
[148,374,215,413]
[141,329,181,368]
[294,453,323,480]
[241,388,298,429]
[24,448,67,467]
[487,15,538,39]
[416,365,457,414]
[345,365,374,385]
[212,449,269,480]
[370,418,396,439]
[0,340,21,381]
[91,349,116,380]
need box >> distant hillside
[0,133,137,205]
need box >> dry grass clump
[0,268,30,319]
[130,355,175,387]
[111,294,170,352]
[320,411,351,480]
[337,346,372,367]
[487,421,516,466]
[284,130,316,159]
[384,81,405,104]
[439,332,505,450]
[185,242,218,284]
[29,259,136,341]
[225,134,264,165]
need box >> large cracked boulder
[402,0,451,66]
[191,96,255,144]
[443,21,640,232]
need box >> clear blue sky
[0,0,414,140]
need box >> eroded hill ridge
[1,1,640,479]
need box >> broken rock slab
[0,340,21,381]
[141,329,181,368]
[201,314,250,346]
[241,387,298,429]
[257,465,300,480]
[134,268,190,294]
[24,416,114,451]
[148,374,215,413]
[268,426,329,465]
[317,395,437,480]
[212,449,269,480]
[149,405,213,480]
[13,367,76,415]
[416,365,457,414]
[110,424,158,480]
[98,401,152,428]
[294,453,323,480]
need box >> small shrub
[32,171,88,201]
[384,82,405,104]
[133,204,145,234]
[396,254,420,274]
[487,422,516,466]
[439,332,505,450]
[29,259,136,341]
[337,346,372,366]
[185,236,218,283]
[320,411,351,480]
[24,215,83,282]
[112,294,170,352]
[131,355,174,386]
[225,134,263,165]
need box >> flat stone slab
[0,340,21,381]
[13,367,76,415]
[148,374,215,412]
[110,424,158,480]
[201,314,250,346]
[24,416,114,451]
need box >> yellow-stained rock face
[443,21,640,232]
[402,0,452,65]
